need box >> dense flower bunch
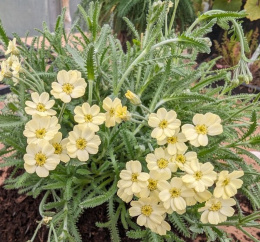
[117,108,244,234]
[22,69,130,177]
[0,38,22,85]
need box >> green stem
[140,104,151,113]
[59,202,68,241]
[168,0,179,35]
[238,226,259,242]
[88,80,93,105]
[39,190,50,217]
[131,113,147,121]
[22,67,44,92]
[30,221,43,242]
[50,223,59,242]
[58,103,67,123]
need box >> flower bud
[125,90,141,105]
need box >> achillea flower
[23,115,60,144]
[182,160,217,192]
[129,197,165,231]
[125,90,141,105]
[115,105,131,121]
[24,140,60,177]
[198,197,236,224]
[25,92,56,116]
[102,97,122,127]
[157,128,188,155]
[214,170,244,199]
[158,177,194,214]
[172,151,198,171]
[5,38,19,55]
[74,102,106,132]
[117,187,134,203]
[146,147,177,180]
[151,220,171,236]
[49,132,70,163]
[51,70,87,103]
[182,112,223,147]
[66,125,101,162]
[185,189,212,206]
[0,61,11,81]
[148,108,181,141]
[117,160,149,196]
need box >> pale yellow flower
[182,112,223,147]
[185,189,212,206]
[117,160,149,197]
[23,140,60,177]
[198,197,236,224]
[182,160,217,192]
[66,125,101,162]
[157,128,188,155]
[125,90,141,105]
[117,187,134,203]
[102,97,122,127]
[49,132,70,163]
[158,177,194,214]
[146,147,177,180]
[5,38,19,55]
[25,92,56,116]
[138,170,168,198]
[0,61,11,81]
[6,54,19,66]
[129,197,165,231]
[23,115,60,144]
[172,151,198,171]
[148,108,181,141]
[115,105,131,121]
[214,170,244,199]
[74,102,106,132]
[51,70,87,103]
[151,220,171,236]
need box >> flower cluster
[117,108,244,234]
[0,38,22,85]
[23,70,130,177]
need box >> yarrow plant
[0,1,259,241]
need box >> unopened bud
[125,90,141,105]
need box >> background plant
[0,1,259,241]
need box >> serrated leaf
[86,45,95,81]
[0,19,9,47]
[0,115,25,128]
[240,110,257,141]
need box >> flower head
[182,160,217,192]
[172,151,198,171]
[214,170,244,199]
[157,128,187,155]
[185,189,212,206]
[49,132,70,163]
[0,61,11,81]
[24,140,60,177]
[158,177,194,214]
[129,197,165,231]
[198,197,236,224]
[23,115,60,144]
[117,160,149,197]
[102,97,122,127]
[51,70,87,103]
[25,92,56,116]
[125,90,141,105]
[74,102,106,132]
[146,147,177,180]
[148,108,181,141]
[5,38,19,55]
[66,125,101,162]
[182,112,223,147]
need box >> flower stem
[168,0,179,35]
[58,103,67,123]
[30,221,43,242]
[88,80,93,105]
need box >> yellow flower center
[147,179,158,191]
[131,173,138,182]
[195,124,208,135]
[157,158,169,169]
[35,128,47,139]
[176,154,186,164]
[109,108,115,117]
[141,205,153,216]
[53,143,62,154]
[159,119,168,129]
[35,152,47,166]
[62,83,74,94]
[167,136,178,144]
[222,178,230,186]
[76,138,87,150]
[170,188,181,198]
[36,103,46,112]
[84,114,93,123]
[209,202,222,211]
[194,171,203,180]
